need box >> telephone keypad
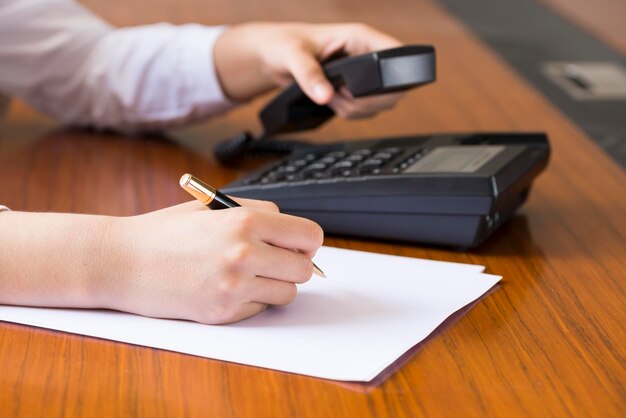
[249,147,425,185]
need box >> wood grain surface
[1,0,625,417]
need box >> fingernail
[312,83,330,102]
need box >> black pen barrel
[208,191,240,209]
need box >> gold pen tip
[313,264,326,278]
[179,173,192,188]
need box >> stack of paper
[0,246,500,382]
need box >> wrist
[213,23,279,100]
[83,215,132,310]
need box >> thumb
[285,48,334,105]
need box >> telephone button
[346,154,366,163]
[361,158,384,167]
[318,156,338,165]
[372,151,394,160]
[329,161,354,175]
[326,151,347,159]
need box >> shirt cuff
[184,24,238,117]
[0,205,10,212]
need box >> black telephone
[218,46,550,248]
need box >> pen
[179,173,326,278]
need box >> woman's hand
[214,22,403,119]
[98,200,324,324]
[0,199,324,325]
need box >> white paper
[0,246,500,382]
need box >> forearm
[0,0,233,132]
[0,211,112,308]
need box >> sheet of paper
[0,246,501,382]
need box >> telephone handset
[260,45,436,135]
[214,45,436,164]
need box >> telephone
[217,46,550,248]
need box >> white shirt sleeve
[0,0,235,132]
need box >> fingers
[210,302,269,325]
[249,210,324,256]
[206,277,298,324]
[284,46,334,105]
[330,86,402,119]
[268,23,403,110]
[231,197,280,212]
[207,250,307,324]
[337,23,402,55]
[244,276,299,306]
[164,197,279,217]
[237,241,315,284]
[224,198,322,254]
[319,24,402,117]
[286,23,403,115]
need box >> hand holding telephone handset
[216,44,550,248]
[214,45,436,165]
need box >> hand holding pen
[180,173,325,278]
[70,177,325,325]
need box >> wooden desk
[1,0,624,416]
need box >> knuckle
[293,257,315,284]
[259,200,280,212]
[216,274,241,299]
[284,38,307,53]
[340,100,360,114]
[198,296,234,324]
[282,284,298,305]
[285,44,314,70]
[229,209,257,233]
[331,105,347,118]
[224,208,259,240]
[225,243,254,270]
[207,303,238,325]
[306,222,325,248]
